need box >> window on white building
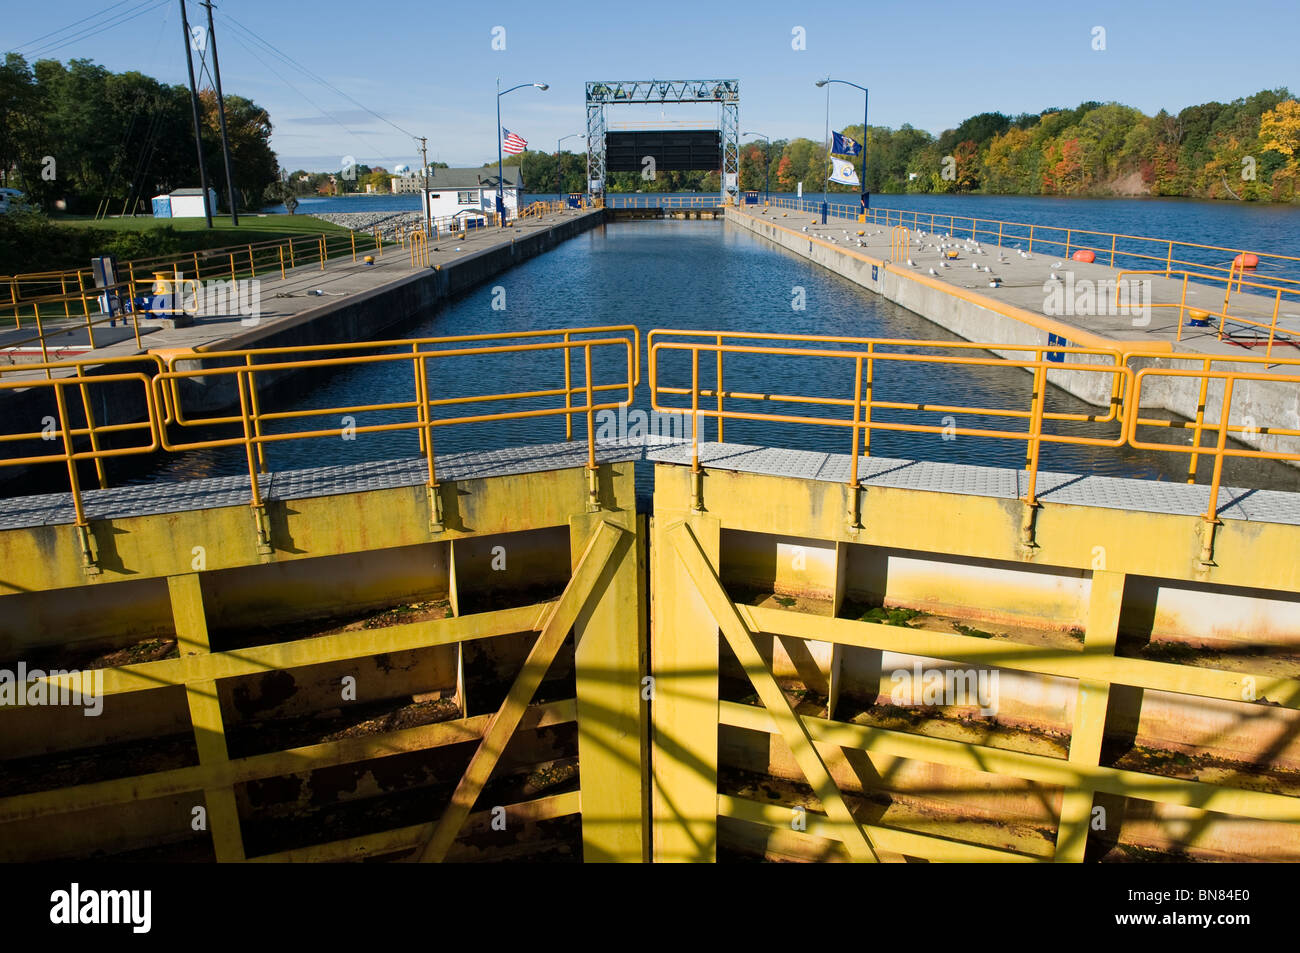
[457,190,479,204]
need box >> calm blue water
[265,191,1300,270]
[116,218,1299,506]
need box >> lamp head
[815,79,828,87]
[536,83,549,90]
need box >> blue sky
[6,0,1298,172]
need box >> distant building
[151,187,217,218]
[390,174,427,195]
[408,167,524,222]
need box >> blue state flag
[832,131,861,156]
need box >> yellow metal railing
[4,230,384,329]
[649,329,1300,527]
[890,225,909,263]
[0,355,164,567]
[1,328,638,543]
[517,199,566,220]
[649,331,1130,520]
[762,196,1300,285]
[7,325,1300,548]
[1114,266,1300,357]
[1,279,149,369]
[1125,351,1300,515]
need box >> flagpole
[861,88,869,216]
[496,80,550,227]
[817,78,870,218]
[822,80,830,220]
[496,77,504,227]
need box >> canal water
[269,192,1300,281]
[115,217,1299,509]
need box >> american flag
[501,128,527,155]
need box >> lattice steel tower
[585,80,740,204]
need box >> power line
[9,0,136,52]
[22,0,171,60]
[222,27,393,163]
[218,10,418,140]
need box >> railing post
[1187,356,1211,484]
[34,302,49,375]
[1022,360,1047,547]
[1267,290,1282,360]
[1110,234,1117,267]
[245,354,267,473]
[77,377,108,489]
[248,244,256,278]
[1166,241,1173,277]
[863,342,874,458]
[53,380,97,572]
[848,354,864,529]
[715,335,724,443]
[236,368,272,555]
[690,346,702,512]
[417,353,443,534]
[1200,376,1235,563]
[564,331,573,441]
[583,343,599,512]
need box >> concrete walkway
[743,205,1300,366]
[0,208,601,384]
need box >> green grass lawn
[53,213,352,238]
[2,213,363,280]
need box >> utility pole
[179,0,213,227]
[200,0,238,225]
[417,136,431,235]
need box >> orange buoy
[1234,253,1259,269]
[1071,249,1096,263]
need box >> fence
[764,196,1300,284]
[2,328,639,552]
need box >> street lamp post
[557,133,582,204]
[496,79,549,226]
[815,78,869,218]
[742,132,770,203]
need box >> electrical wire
[222,27,392,163]
[20,0,171,60]
[218,10,417,140]
[9,0,136,52]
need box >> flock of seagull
[775,213,1079,291]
